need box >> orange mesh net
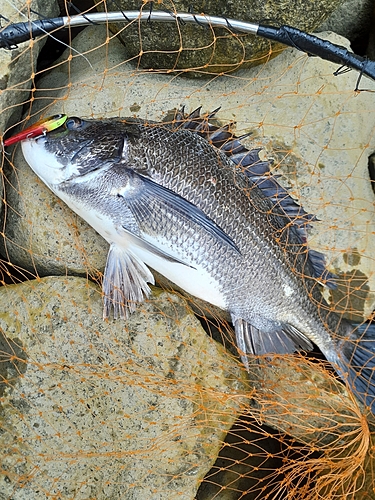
[0,1,375,499]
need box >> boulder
[0,0,59,220]
[0,276,248,499]
[0,0,59,136]
[0,276,370,499]
[320,0,373,44]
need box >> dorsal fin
[172,106,336,289]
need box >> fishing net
[0,0,374,498]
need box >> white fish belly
[132,235,227,310]
[75,202,226,310]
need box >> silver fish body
[20,112,375,413]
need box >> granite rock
[0,276,247,499]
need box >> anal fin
[103,243,155,319]
[232,316,313,369]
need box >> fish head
[21,116,130,188]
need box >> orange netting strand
[0,1,375,499]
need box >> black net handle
[0,17,64,49]
[1,13,374,86]
[257,24,375,83]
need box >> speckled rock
[0,0,59,221]
[0,278,369,499]
[94,0,343,75]
[0,0,59,136]
[2,26,374,318]
[0,276,248,499]
[320,0,373,44]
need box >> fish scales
[55,120,317,333]
[13,110,375,415]
[123,123,327,329]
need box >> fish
[12,108,375,414]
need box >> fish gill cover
[0,0,375,499]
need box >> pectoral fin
[103,243,155,319]
[116,169,240,255]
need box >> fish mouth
[33,135,48,145]
[21,136,68,189]
[21,136,55,164]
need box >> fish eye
[66,117,83,130]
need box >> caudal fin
[336,322,375,414]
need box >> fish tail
[336,322,375,413]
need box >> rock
[0,276,248,499]
[366,3,375,60]
[0,24,127,276]
[0,0,59,221]
[197,354,370,500]
[0,276,371,499]
[2,18,375,498]
[0,0,59,136]
[319,0,373,44]
[246,34,375,321]
[94,0,343,74]
[2,27,375,318]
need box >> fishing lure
[3,114,67,147]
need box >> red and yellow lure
[3,114,67,147]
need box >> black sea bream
[16,108,375,413]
